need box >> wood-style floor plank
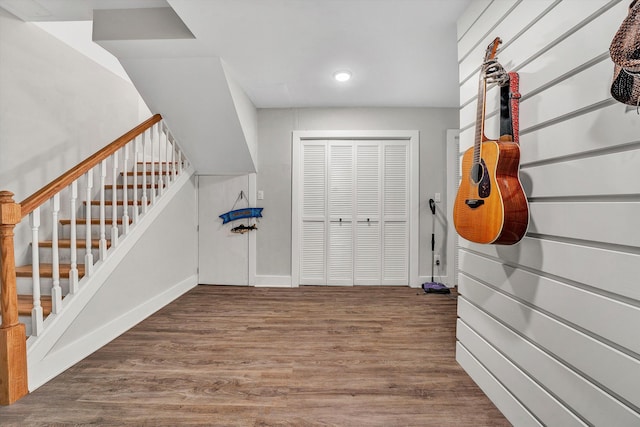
[0,285,510,426]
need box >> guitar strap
[499,71,521,144]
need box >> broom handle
[431,233,435,282]
[429,198,436,283]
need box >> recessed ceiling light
[334,71,352,82]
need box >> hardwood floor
[1,286,510,426]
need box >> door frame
[445,129,459,288]
[291,130,420,287]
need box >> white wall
[0,8,144,201]
[455,1,640,425]
[256,107,458,286]
[223,62,259,171]
[0,8,146,264]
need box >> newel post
[0,191,28,404]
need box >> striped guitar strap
[499,71,520,144]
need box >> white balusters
[30,208,43,336]
[141,130,149,213]
[163,127,169,191]
[159,126,166,196]
[162,127,171,189]
[69,181,79,294]
[85,171,94,276]
[170,135,177,183]
[150,124,157,204]
[122,145,130,234]
[133,136,140,223]
[50,194,62,314]
[99,160,107,260]
[111,152,119,247]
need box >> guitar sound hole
[470,163,483,184]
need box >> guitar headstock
[482,37,508,86]
[484,37,502,62]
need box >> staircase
[13,163,169,335]
[0,114,194,404]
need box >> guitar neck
[473,72,487,164]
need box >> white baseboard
[28,275,197,391]
[256,275,448,289]
[254,275,292,287]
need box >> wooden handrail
[20,114,162,217]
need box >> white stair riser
[35,245,100,265]
[16,276,71,296]
[59,223,125,240]
[106,187,160,200]
[84,204,145,219]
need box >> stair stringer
[26,166,198,391]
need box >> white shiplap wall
[455,1,640,426]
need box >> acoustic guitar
[453,38,529,245]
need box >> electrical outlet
[434,253,441,265]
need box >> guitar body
[454,37,529,245]
[453,140,529,245]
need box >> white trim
[195,174,200,284]
[408,131,420,287]
[291,132,302,287]
[294,130,420,140]
[292,130,419,287]
[28,275,197,391]
[254,275,293,288]
[27,167,196,364]
[446,129,460,287]
[248,173,257,286]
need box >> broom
[422,198,450,294]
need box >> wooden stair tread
[135,162,181,169]
[39,239,110,249]
[16,263,86,278]
[136,161,180,165]
[60,218,131,225]
[17,295,52,316]
[105,183,163,190]
[122,171,177,176]
[85,200,149,206]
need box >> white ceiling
[1,0,470,108]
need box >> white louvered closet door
[327,143,354,285]
[354,143,381,285]
[300,143,327,285]
[299,139,409,286]
[382,142,409,285]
